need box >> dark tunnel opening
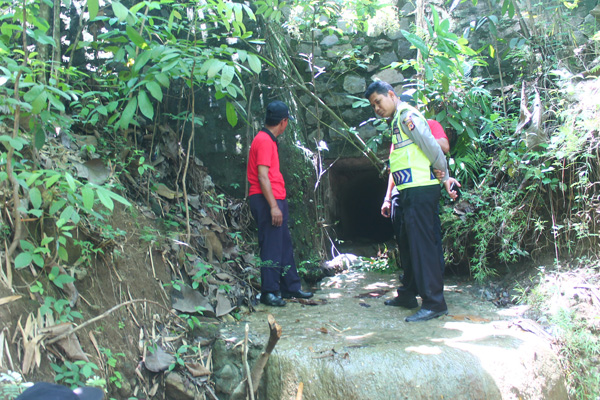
[327,158,394,245]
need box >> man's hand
[271,205,283,227]
[444,178,461,201]
[433,168,446,181]
[381,200,391,218]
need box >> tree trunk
[38,2,50,84]
[50,0,61,81]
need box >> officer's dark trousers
[391,184,447,312]
[249,194,301,294]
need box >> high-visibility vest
[389,103,438,190]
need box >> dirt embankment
[0,197,264,399]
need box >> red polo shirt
[247,130,286,199]
[389,119,448,153]
[427,120,448,141]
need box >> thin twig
[45,299,178,345]
[149,246,156,280]
[296,382,304,400]
[182,57,197,244]
[243,323,255,400]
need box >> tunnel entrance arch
[325,157,394,249]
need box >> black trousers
[391,185,447,312]
[249,194,301,294]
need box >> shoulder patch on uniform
[403,117,415,131]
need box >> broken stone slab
[144,345,175,373]
[165,372,197,400]
[171,284,216,317]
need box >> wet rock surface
[223,270,567,400]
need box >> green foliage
[10,164,131,271]
[100,348,126,390]
[397,6,497,181]
[357,254,397,273]
[93,0,262,130]
[169,343,199,372]
[139,226,159,243]
[443,184,534,281]
[205,193,226,212]
[179,313,202,330]
[0,371,27,400]
[73,239,105,268]
[286,0,373,38]
[191,261,213,289]
[39,295,83,323]
[513,264,600,399]
[554,307,600,400]
[51,360,101,389]
[47,266,76,290]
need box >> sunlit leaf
[106,188,131,207]
[442,75,449,93]
[88,0,99,20]
[81,186,94,210]
[57,246,69,262]
[137,90,154,119]
[32,254,44,268]
[146,81,163,101]
[207,60,226,79]
[47,93,65,112]
[155,73,170,88]
[236,49,247,63]
[221,64,235,88]
[119,97,138,130]
[126,26,148,50]
[401,30,429,58]
[247,54,261,74]
[96,187,114,210]
[53,274,76,289]
[14,252,33,269]
[49,199,66,215]
[31,91,48,114]
[226,101,238,127]
[112,1,129,22]
[65,173,77,191]
[29,187,42,209]
[134,50,152,72]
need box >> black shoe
[405,308,448,322]
[281,289,313,299]
[384,296,418,309]
[260,292,286,307]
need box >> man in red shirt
[247,101,313,307]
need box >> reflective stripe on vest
[389,103,438,190]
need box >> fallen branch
[45,299,178,345]
[230,314,282,400]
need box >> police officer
[365,81,460,322]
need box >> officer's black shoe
[260,292,286,307]
[384,296,418,309]
[405,308,448,322]
[281,289,314,299]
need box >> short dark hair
[364,81,395,99]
